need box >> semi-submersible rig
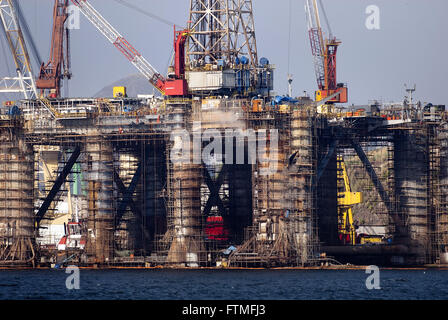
[0,0,447,268]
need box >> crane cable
[286,0,293,96]
[0,20,11,103]
[13,0,43,70]
[318,0,333,39]
[0,20,12,76]
[287,0,292,75]
[110,0,181,28]
[111,0,180,79]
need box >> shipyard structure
[0,0,447,268]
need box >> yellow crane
[337,156,362,245]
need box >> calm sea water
[0,269,447,300]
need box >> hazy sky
[1,0,447,105]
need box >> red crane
[70,0,188,96]
[36,0,71,98]
[165,28,189,96]
[305,0,347,104]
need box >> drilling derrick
[36,0,71,98]
[187,0,257,67]
[186,0,272,96]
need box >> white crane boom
[305,0,325,90]
[0,0,37,99]
[70,0,166,94]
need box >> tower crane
[305,0,347,108]
[36,0,71,99]
[70,0,188,96]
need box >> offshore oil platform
[0,0,447,268]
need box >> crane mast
[36,0,71,98]
[305,0,347,104]
[70,0,188,96]
[305,0,325,91]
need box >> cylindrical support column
[166,105,205,266]
[84,138,115,263]
[290,110,314,212]
[288,109,315,264]
[167,162,204,266]
[438,123,448,263]
[394,130,430,264]
[255,131,287,242]
[0,125,35,265]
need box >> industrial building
[0,0,447,268]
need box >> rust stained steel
[36,0,70,97]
